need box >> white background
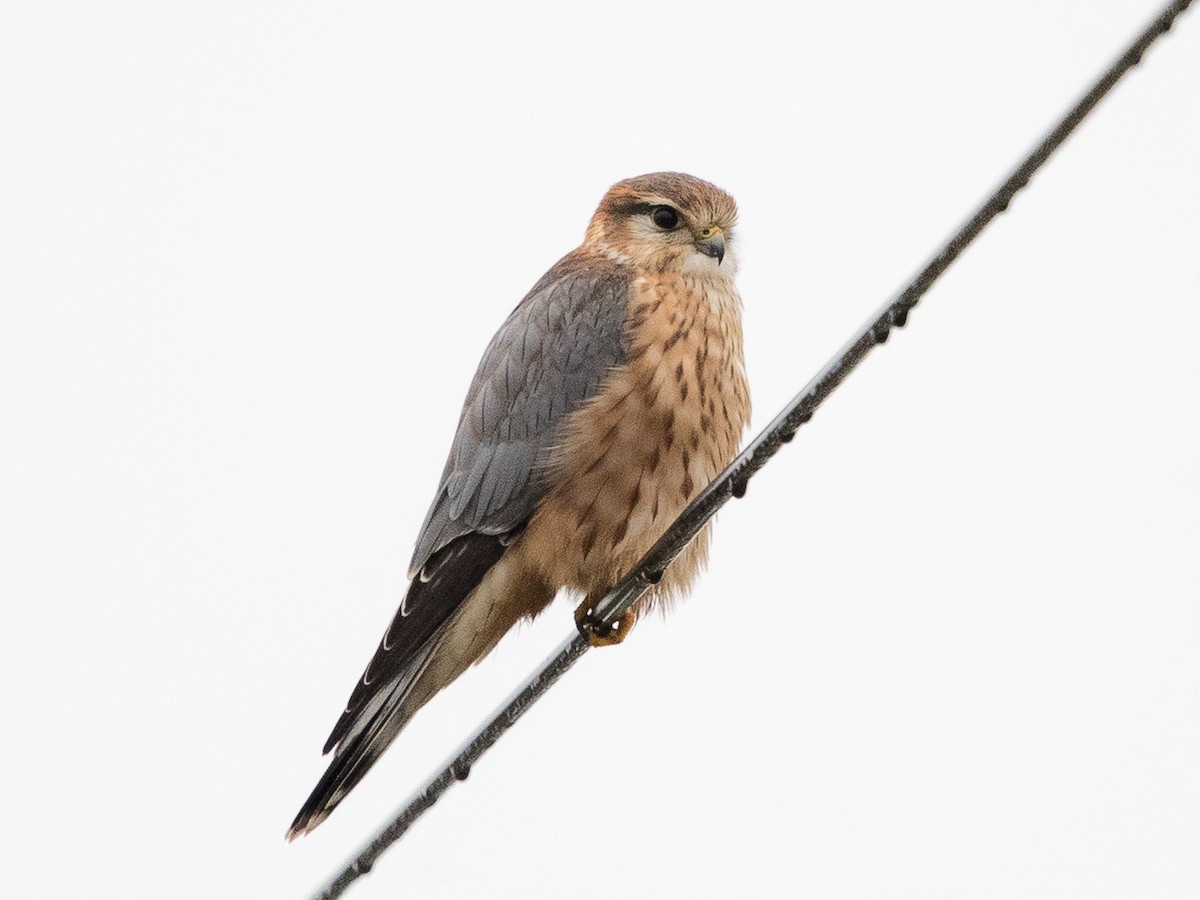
[2,2,1198,897]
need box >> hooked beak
[695,228,726,265]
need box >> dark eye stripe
[613,201,659,217]
[608,199,683,229]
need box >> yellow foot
[574,602,637,647]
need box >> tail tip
[285,807,329,842]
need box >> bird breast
[519,268,751,607]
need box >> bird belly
[518,273,750,613]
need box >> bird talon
[575,603,636,647]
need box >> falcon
[289,172,751,838]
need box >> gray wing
[408,249,631,576]
[289,250,632,838]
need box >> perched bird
[288,172,751,838]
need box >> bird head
[585,172,739,276]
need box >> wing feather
[409,251,630,573]
[289,250,630,837]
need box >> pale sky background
[2,2,1198,898]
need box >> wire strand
[306,3,1194,896]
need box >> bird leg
[574,598,637,647]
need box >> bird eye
[651,206,679,230]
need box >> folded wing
[288,251,630,838]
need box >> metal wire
[306,2,1194,896]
